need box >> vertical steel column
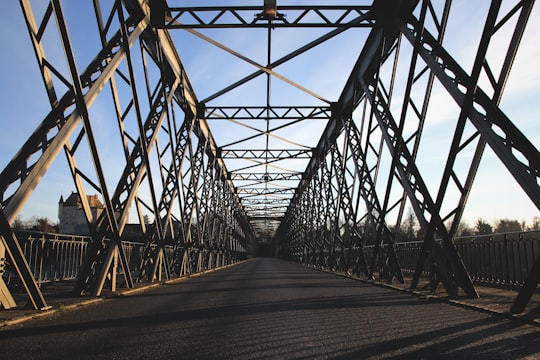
[304,181,319,265]
[413,0,502,292]
[198,154,216,271]
[360,77,477,298]
[342,116,403,283]
[319,153,339,270]
[138,114,194,281]
[178,135,206,275]
[205,160,221,269]
[311,171,327,268]
[330,142,369,275]
[212,174,226,267]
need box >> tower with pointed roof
[58,192,105,235]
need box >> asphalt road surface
[1,258,539,359]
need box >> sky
[0,0,538,230]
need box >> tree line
[11,212,540,241]
[458,217,539,236]
[11,216,57,233]
[394,209,540,243]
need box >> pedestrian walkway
[324,268,540,326]
[1,258,539,330]
[1,258,540,359]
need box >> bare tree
[403,207,418,241]
[528,216,540,231]
[11,216,25,229]
[143,215,151,224]
[25,216,57,233]
[457,221,474,237]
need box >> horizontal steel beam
[205,106,331,120]
[237,188,295,195]
[221,149,313,159]
[249,216,285,221]
[244,203,289,210]
[153,5,374,29]
[230,172,302,181]
[242,198,290,205]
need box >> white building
[58,192,105,235]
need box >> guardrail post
[111,246,118,292]
[0,242,16,309]
[504,234,510,290]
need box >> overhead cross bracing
[0,0,539,315]
[163,3,375,243]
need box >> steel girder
[151,5,375,29]
[153,3,385,244]
[0,0,150,308]
[137,115,194,282]
[0,0,252,307]
[205,106,332,121]
[342,116,404,283]
[278,0,538,307]
[359,3,480,298]
[277,0,417,273]
[221,149,312,160]
[74,6,187,295]
[396,0,539,310]
[360,71,478,298]
[231,173,302,182]
[318,154,340,269]
[197,7,376,104]
[330,141,369,274]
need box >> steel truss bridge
[0,0,538,316]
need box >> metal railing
[3,229,539,291]
[381,230,540,289]
[454,231,540,289]
[7,230,90,285]
[2,230,171,286]
[2,230,230,288]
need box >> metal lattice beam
[152,5,375,29]
[205,106,331,121]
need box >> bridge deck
[1,258,540,359]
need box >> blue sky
[0,1,538,229]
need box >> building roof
[60,192,104,209]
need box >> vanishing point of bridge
[1,0,540,347]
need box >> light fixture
[263,0,277,20]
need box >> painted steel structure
[0,0,538,317]
[5,229,538,294]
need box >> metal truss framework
[0,0,538,316]
[152,5,375,29]
[275,0,539,312]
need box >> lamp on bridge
[263,0,277,19]
[257,0,284,22]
